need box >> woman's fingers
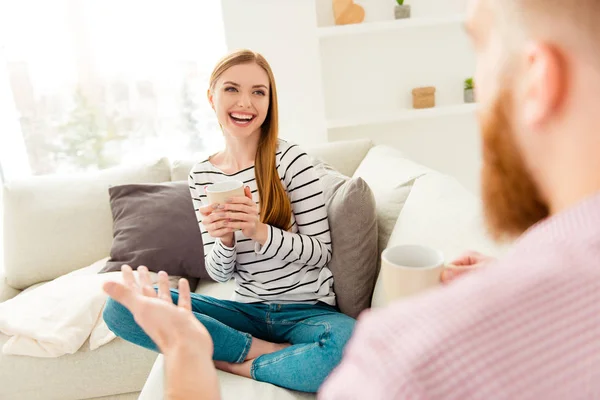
[226,195,256,208]
[222,203,258,215]
[208,226,235,238]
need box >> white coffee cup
[205,180,245,206]
[381,244,445,303]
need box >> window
[2,0,227,176]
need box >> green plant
[464,78,474,90]
[396,0,404,5]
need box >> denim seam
[189,294,267,325]
[252,320,332,373]
[235,332,253,364]
[253,342,321,370]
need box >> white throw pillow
[2,158,171,289]
[352,145,431,254]
[371,172,511,307]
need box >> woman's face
[209,62,270,139]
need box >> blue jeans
[103,290,356,393]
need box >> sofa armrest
[0,270,21,303]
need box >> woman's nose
[237,92,252,108]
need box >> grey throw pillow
[312,158,379,319]
[100,181,209,290]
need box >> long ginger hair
[208,49,292,231]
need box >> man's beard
[480,91,550,242]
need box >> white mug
[205,180,245,206]
[381,244,445,303]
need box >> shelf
[318,14,465,38]
[326,103,478,129]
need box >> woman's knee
[102,297,136,337]
[323,315,357,363]
[103,288,179,337]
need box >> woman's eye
[224,86,237,92]
[254,90,266,96]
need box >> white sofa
[0,139,508,400]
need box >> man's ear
[522,43,565,129]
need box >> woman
[103,49,355,393]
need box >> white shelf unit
[317,14,465,38]
[314,0,481,192]
[327,103,477,129]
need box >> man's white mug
[381,244,445,303]
[205,180,245,206]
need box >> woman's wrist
[253,223,269,245]
[220,233,235,248]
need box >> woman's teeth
[229,113,254,126]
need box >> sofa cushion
[304,139,373,178]
[0,332,157,400]
[312,160,378,318]
[0,271,20,303]
[142,276,315,400]
[2,158,171,289]
[352,145,431,255]
[139,355,315,400]
[371,172,511,308]
[101,181,209,289]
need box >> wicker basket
[412,86,436,109]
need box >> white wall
[221,0,482,193]
[0,46,30,183]
[220,0,328,146]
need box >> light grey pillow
[312,158,379,319]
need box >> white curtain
[1,0,227,177]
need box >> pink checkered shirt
[319,193,600,400]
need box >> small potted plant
[395,0,411,19]
[412,86,436,109]
[464,78,475,103]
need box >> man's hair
[494,0,599,59]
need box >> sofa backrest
[1,139,374,290]
[169,138,374,182]
[2,158,172,290]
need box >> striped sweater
[188,140,336,305]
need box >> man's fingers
[177,278,192,311]
[138,266,153,287]
[103,281,138,312]
[121,265,137,289]
[157,271,172,303]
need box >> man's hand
[103,266,220,400]
[102,265,213,356]
[441,251,495,284]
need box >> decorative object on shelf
[464,78,475,103]
[394,0,411,19]
[412,86,436,109]
[333,0,365,26]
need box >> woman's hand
[200,203,235,247]
[222,186,268,244]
